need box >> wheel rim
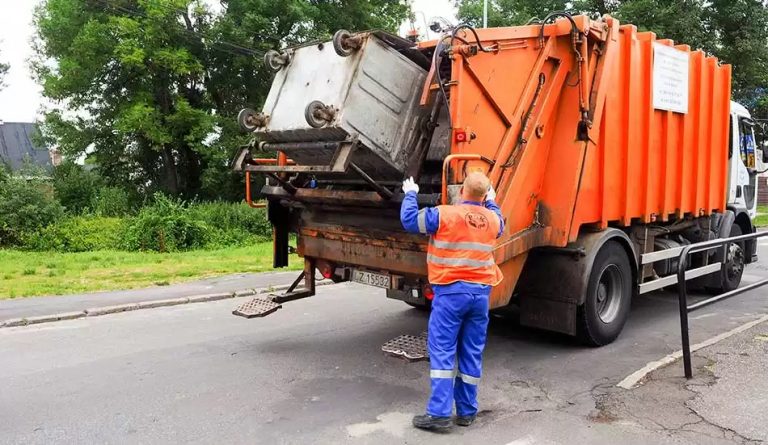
[596,264,623,324]
[726,243,744,281]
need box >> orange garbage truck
[232,14,761,347]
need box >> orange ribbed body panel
[573,27,732,231]
[420,16,732,308]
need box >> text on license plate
[352,270,391,289]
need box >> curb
[0,279,333,329]
[616,313,768,389]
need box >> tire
[577,241,633,346]
[714,224,745,293]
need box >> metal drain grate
[381,332,429,362]
[232,298,282,318]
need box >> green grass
[0,242,301,299]
[756,206,768,228]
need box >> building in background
[0,121,59,173]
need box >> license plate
[351,270,391,289]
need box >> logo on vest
[465,212,489,231]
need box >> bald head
[462,172,490,202]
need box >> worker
[400,172,504,430]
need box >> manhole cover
[381,332,428,362]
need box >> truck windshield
[738,117,757,170]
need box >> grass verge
[755,205,768,228]
[0,242,301,299]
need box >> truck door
[728,113,759,217]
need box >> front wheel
[577,241,633,346]
[713,224,745,293]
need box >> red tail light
[423,284,434,300]
[454,129,467,143]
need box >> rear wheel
[578,241,633,346]
[714,224,745,293]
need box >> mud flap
[269,199,291,268]
[519,297,578,336]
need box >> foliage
[706,0,768,108]
[23,216,125,252]
[0,177,65,246]
[0,51,7,90]
[456,0,768,117]
[186,200,271,246]
[33,0,410,201]
[122,194,209,252]
[755,205,768,228]
[92,186,133,216]
[52,160,101,214]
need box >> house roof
[0,122,51,172]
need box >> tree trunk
[162,146,180,195]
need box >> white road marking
[505,436,537,445]
[690,312,717,320]
[617,313,768,389]
[346,411,411,438]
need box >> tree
[614,0,716,54]
[456,0,768,117]
[0,50,8,90]
[33,0,410,201]
[707,0,768,113]
[34,0,218,199]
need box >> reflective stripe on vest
[429,238,494,252]
[427,204,504,286]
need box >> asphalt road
[2,247,768,444]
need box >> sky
[0,0,456,124]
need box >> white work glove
[402,176,419,194]
[486,185,496,202]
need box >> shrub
[92,186,132,217]
[23,216,125,252]
[186,201,271,244]
[0,177,64,246]
[52,161,101,214]
[122,194,209,252]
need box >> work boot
[455,414,477,427]
[412,414,452,431]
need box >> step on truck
[231,14,763,348]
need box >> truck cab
[728,101,760,260]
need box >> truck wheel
[714,224,745,293]
[577,241,633,346]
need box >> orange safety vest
[426,204,504,286]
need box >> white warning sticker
[652,44,690,114]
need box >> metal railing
[640,230,768,378]
[675,230,768,378]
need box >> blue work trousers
[426,289,490,418]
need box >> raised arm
[484,186,505,238]
[400,177,439,235]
